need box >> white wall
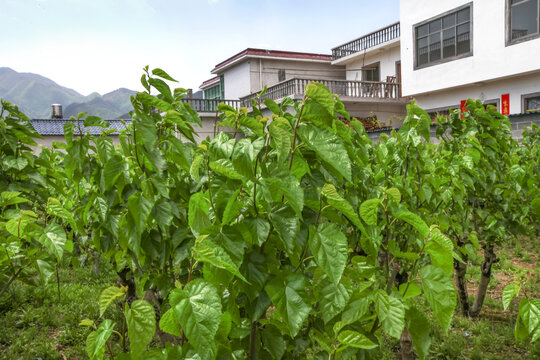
[415,71,540,114]
[344,44,401,82]
[222,61,251,99]
[401,0,540,97]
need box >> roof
[31,119,131,136]
[199,76,220,90]
[211,48,333,73]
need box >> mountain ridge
[0,67,136,119]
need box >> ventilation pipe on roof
[51,104,62,119]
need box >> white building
[400,0,540,115]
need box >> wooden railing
[332,22,400,60]
[239,78,401,107]
[180,98,240,112]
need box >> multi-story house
[400,0,540,117]
[197,45,407,128]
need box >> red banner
[460,100,467,119]
[501,94,510,115]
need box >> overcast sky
[1,0,399,95]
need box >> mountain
[0,67,137,119]
[0,67,83,118]
[64,88,137,119]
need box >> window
[508,0,540,44]
[415,4,472,68]
[523,93,540,112]
[204,84,221,99]
[278,69,286,82]
[362,63,380,81]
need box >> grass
[0,257,118,359]
[1,236,539,359]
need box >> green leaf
[159,308,181,337]
[264,99,282,115]
[84,115,110,128]
[394,211,429,240]
[386,187,401,202]
[173,280,222,359]
[420,265,456,332]
[342,288,371,324]
[268,205,299,262]
[406,306,432,359]
[190,154,204,182]
[128,194,154,236]
[297,124,351,181]
[188,192,212,235]
[99,286,126,316]
[375,291,405,339]
[305,82,335,116]
[309,223,348,285]
[126,300,156,357]
[103,155,124,190]
[315,272,352,324]
[265,273,311,337]
[425,227,454,275]
[262,324,286,360]
[268,121,291,164]
[321,183,364,229]
[86,319,114,360]
[37,259,55,284]
[152,68,177,82]
[337,330,378,349]
[359,198,381,226]
[502,283,521,311]
[263,176,304,217]
[136,92,173,112]
[193,240,248,283]
[38,222,66,261]
[222,189,242,225]
[3,157,28,171]
[209,159,243,180]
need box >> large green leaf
[394,211,429,240]
[128,194,154,236]
[309,223,348,285]
[262,176,304,216]
[86,319,114,360]
[173,280,222,359]
[314,271,352,324]
[375,291,405,339]
[268,121,291,164]
[262,324,286,360]
[425,227,453,275]
[188,192,212,235]
[265,273,311,337]
[268,205,300,263]
[38,222,66,261]
[102,155,124,190]
[126,300,156,357]
[502,283,520,311]
[321,183,364,229]
[359,198,381,226]
[209,159,243,180]
[297,125,351,181]
[337,330,377,349]
[193,240,248,283]
[99,286,126,316]
[420,265,456,332]
[159,308,181,337]
[406,306,432,360]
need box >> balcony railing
[239,78,401,107]
[332,22,400,60]
[181,98,240,112]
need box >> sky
[1,0,400,96]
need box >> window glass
[510,0,539,40]
[363,64,380,82]
[429,33,441,61]
[429,19,442,33]
[415,5,471,67]
[525,96,540,111]
[443,14,456,28]
[443,28,456,58]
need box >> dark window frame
[413,3,474,70]
[506,0,540,46]
[483,98,501,110]
[362,61,380,82]
[522,91,540,112]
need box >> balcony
[180,98,240,112]
[332,22,400,60]
[239,78,401,108]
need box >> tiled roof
[200,76,220,89]
[212,48,333,73]
[31,119,131,136]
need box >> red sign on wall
[501,94,510,115]
[460,100,467,119]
